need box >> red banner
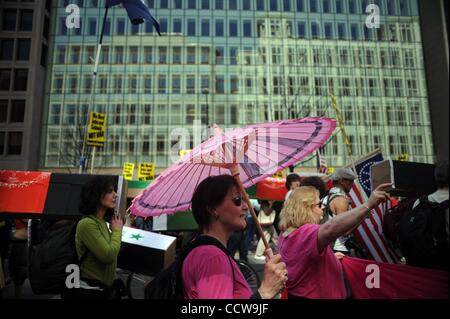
[255,177,287,201]
[342,257,448,299]
[0,171,51,214]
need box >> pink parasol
[130,117,336,248]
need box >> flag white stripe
[348,186,396,263]
[355,225,383,262]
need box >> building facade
[0,0,50,170]
[41,0,434,174]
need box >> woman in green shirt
[69,176,123,299]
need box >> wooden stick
[229,165,269,250]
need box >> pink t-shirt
[279,224,347,299]
[182,245,252,299]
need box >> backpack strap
[325,193,343,217]
[177,235,236,294]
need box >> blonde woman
[278,184,391,299]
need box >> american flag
[346,151,402,264]
[316,149,328,174]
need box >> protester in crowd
[255,201,279,260]
[278,183,390,298]
[8,219,28,298]
[227,229,248,262]
[284,173,301,201]
[244,199,260,252]
[301,176,328,200]
[64,176,123,299]
[405,160,449,270]
[321,168,359,255]
[183,175,287,299]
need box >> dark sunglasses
[313,202,324,209]
[232,195,242,206]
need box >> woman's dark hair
[191,175,239,232]
[300,176,328,199]
[285,173,300,190]
[79,176,116,216]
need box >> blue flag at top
[354,151,384,197]
[106,0,161,35]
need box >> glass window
[230,75,239,94]
[201,0,209,9]
[174,0,182,9]
[13,69,27,91]
[129,46,138,64]
[215,19,224,36]
[143,46,152,64]
[229,0,237,10]
[298,22,306,38]
[257,0,265,10]
[335,0,342,13]
[15,39,30,61]
[173,19,182,33]
[1,39,15,61]
[201,47,210,64]
[215,75,224,93]
[7,132,23,155]
[270,0,278,11]
[186,75,195,93]
[323,0,330,12]
[201,19,210,36]
[172,46,181,64]
[160,0,168,8]
[188,0,196,9]
[296,0,304,11]
[187,19,196,36]
[2,9,17,31]
[215,46,224,64]
[311,22,319,38]
[230,47,238,65]
[172,75,181,93]
[187,46,196,64]
[337,23,346,39]
[0,100,7,122]
[350,24,359,40]
[88,18,97,35]
[115,46,124,64]
[0,69,11,91]
[229,20,238,37]
[324,23,333,39]
[117,18,125,35]
[10,100,25,123]
[19,10,33,31]
[243,20,252,37]
[243,0,251,10]
[215,0,223,9]
[283,0,291,11]
[158,75,166,93]
[349,0,356,13]
[309,0,317,12]
[158,46,167,64]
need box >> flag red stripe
[348,186,396,263]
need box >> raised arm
[317,183,391,253]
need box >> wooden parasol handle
[229,166,269,251]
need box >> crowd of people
[0,160,448,299]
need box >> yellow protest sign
[179,149,192,158]
[397,154,409,161]
[122,162,135,181]
[87,112,107,147]
[327,167,335,174]
[138,163,155,181]
[272,170,285,179]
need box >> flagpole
[79,6,109,174]
[329,94,358,174]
